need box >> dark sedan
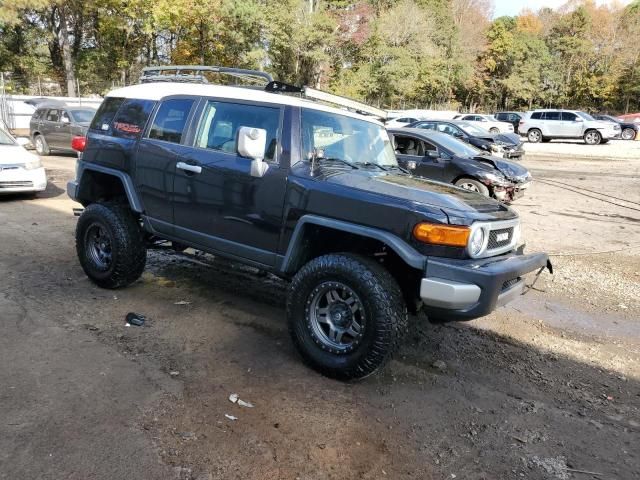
[406,119,524,159]
[593,114,638,140]
[389,128,531,203]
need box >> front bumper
[420,250,550,321]
[0,167,47,194]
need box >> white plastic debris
[237,399,254,408]
[225,414,238,421]
[174,300,191,305]
[229,393,239,403]
[169,371,180,376]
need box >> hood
[475,132,520,145]
[471,155,530,181]
[316,167,514,218]
[0,144,40,165]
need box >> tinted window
[195,101,280,161]
[562,112,577,121]
[90,97,125,132]
[112,99,155,139]
[437,123,463,136]
[544,111,561,121]
[531,112,543,120]
[416,122,436,130]
[149,98,195,144]
[61,111,71,123]
[46,109,60,122]
[69,109,96,123]
[33,109,46,120]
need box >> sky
[492,0,632,18]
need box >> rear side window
[531,112,542,120]
[545,111,561,121]
[112,99,154,139]
[90,97,125,132]
[194,101,280,162]
[148,98,195,144]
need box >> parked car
[406,119,524,159]
[0,127,47,195]
[518,109,620,145]
[30,105,96,155]
[452,114,514,133]
[494,112,524,133]
[389,128,531,203]
[593,114,638,140]
[385,116,421,128]
[67,65,550,380]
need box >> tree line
[1,0,639,113]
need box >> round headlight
[469,227,485,257]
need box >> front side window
[416,122,436,130]
[562,112,577,121]
[112,99,155,139]
[148,98,195,144]
[301,108,397,167]
[438,123,464,136]
[195,101,280,162]
[46,109,60,122]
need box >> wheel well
[286,224,424,312]
[76,171,130,207]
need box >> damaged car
[390,128,531,202]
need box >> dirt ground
[1,148,638,480]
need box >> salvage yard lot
[1,148,639,479]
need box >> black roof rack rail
[140,65,273,86]
[266,81,388,119]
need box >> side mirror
[237,126,268,178]
[574,118,583,122]
[15,137,30,147]
[453,132,464,138]
[426,150,439,159]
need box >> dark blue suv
[67,66,550,379]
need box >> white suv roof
[106,82,382,125]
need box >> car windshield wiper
[315,157,358,169]
[384,164,410,174]
[353,161,387,171]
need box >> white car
[453,114,514,133]
[385,116,421,128]
[0,128,47,195]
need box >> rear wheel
[454,177,490,197]
[584,130,602,145]
[527,129,542,143]
[489,127,500,134]
[34,134,50,155]
[622,128,636,140]
[287,254,407,380]
[76,203,147,289]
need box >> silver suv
[519,109,620,145]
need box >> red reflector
[71,136,86,152]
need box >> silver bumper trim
[420,278,481,309]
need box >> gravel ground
[1,152,638,480]
[523,138,640,160]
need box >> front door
[394,134,446,181]
[560,111,582,137]
[171,99,287,267]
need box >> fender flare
[75,162,144,213]
[279,214,426,274]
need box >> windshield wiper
[385,164,411,174]
[353,161,387,171]
[315,157,358,169]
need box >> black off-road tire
[287,253,408,380]
[34,134,50,155]
[76,202,147,289]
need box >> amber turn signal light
[412,222,470,247]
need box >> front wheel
[454,177,490,197]
[584,130,602,145]
[287,254,408,380]
[622,128,636,140]
[76,203,147,289]
[489,127,500,134]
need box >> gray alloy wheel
[455,177,490,197]
[584,130,602,145]
[622,128,636,140]
[84,223,113,271]
[527,129,542,143]
[34,135,50,155]
[489,127,500,133]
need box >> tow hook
[73,208,84,217]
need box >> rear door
[42,109,60,148]
[55,109,73,150]
[171,98,288,266]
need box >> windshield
[434,133,482,157]
[301,108,397,167]
[459,122,489,136]
[0,129,16,145]
[577,111,595,121]
[486,115,498,121]
[69,109,96,123]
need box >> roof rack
[266,81,388,119]
[140,65,387,119]
[140,66,273,86]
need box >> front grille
[0,181,33,188]
[502,277,521,291]
[488,227,513,250]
